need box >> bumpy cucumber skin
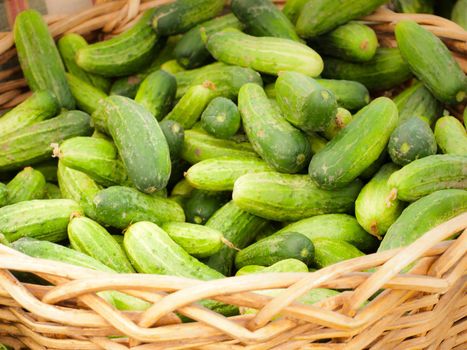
[0,110,93,171]
[93,186,185,229]
[434,116,467,155]
[388,117,437,166]
[105,96,171,193]
[14,10,75,109]
[0,183,8,207]
[322,48,412,91]
[159,120,185,160]
[316,79,370,111]
[309,97,398,189]
[379,189,467,251]
[238,84,311,173]
[184,190,229,225]
[66,73,108,115]
[6,167,46,204]
[124,221,224,280]
[395,20,466,104]
[388,155,467,201]
[0,91,59,137]
[322,107,353,140]
[0,199,83,243]
[206,30,323,77]
[312,238,364,268]
[355,163,406,238]
[451,0,467,30]
[44,183,62,199]
[233,172,363,221]
[201,97,241,139]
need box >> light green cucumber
[44,183,62,199]
[434,116,467,155]
[236,258,309,276]
[322,107,353,140]
[34,160,58,183]
[6,167,46,204]
[0,183,8,207]
[66,73,107,115]
[312,238,365,268]
[316,79,370,111]
[307,132,328,155]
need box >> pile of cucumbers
[0,0,466,317]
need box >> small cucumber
[312,238,364,268]
[316,79,370,111]
[307,132,328,155]
[201,97,241,139]
[322,108,353,140]
[434,116,467,155]
[171,178,195,198]
[66,73,107,115]
[160,59,185,74]
[6,167,46,204]
[184,189,229,225]
[159,120,185,160]
[451,0,467,29]
[233,172,362,221]
[236,258,309,276]
[0,183,8,207]
[44,183,62,199]
[282,0,309,24]
[35,160,58,183]
[112,235,124,247]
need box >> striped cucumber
[44,183,62,199]
[201,97,241,139]
[184,190,229,225]
[316,79,370,111]
[312,238,364,268]
[434,116,467,155]
[322,108,353,140]
[66,73,107,115]
[6,167,46,204]
[159,120,185,160]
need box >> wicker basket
[0,1,466,349]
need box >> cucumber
[151,0,224,36]
[307,132,328,155]
[236,265,265,275]
[310,22,378,62]
[112,234,124,247]
[379,189,467,251]
[282,0,309,24]
[0,110,92,171]
[0,183,8,207]
[238,83,311,173]
[171,178,195,198]
[105,96,171,193]
[124,221,224,280]
[360,150,388,180]
[77,9,158,77]
[6,167,46,204]
[161,222,224,258]
[451,0,467,29]
[182,129,257,164]
[0,91,59,137]
[0,199,83,243]
[233,172,363,221]
[185,156,272,191]
[322,108,353,140]
[275,72,338,133]
[434,116,467,155]
[395,20,466,104]
[184,190,229,225]
[134,70,177,121]
[57,33,110,92]
[388,116,437,166]
[65,73,107,115]
[322,48,412,91]
[159,120,184,160]
[316,79,370,111]
[387,155,467,202]
[236,259,309,276]
[235,232,314,269]
[68,216,135,273]
[296,0,387,38]
[44,183,62,199]
[200,97,241,139]
[231,0,299,41]
[14,10,75,109]
[264,83,276,99]
[355,163,406,238]
[309,97,398,189]
[312,238,364,268]
[160,59,185,74]
[35,160,58,183]
[93,186,185,229]
[392,0,434,13]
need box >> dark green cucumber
[0,199,83,243]
[0,110,92,171]
[0,183,7,207]
[66,73,107,115]
[451,0,467,29]
[44,183,62,199]
[184,189,229,225]
[392,0,434,13]
[238,83,311,173]
[58,33,110,92]
[93,186,185,229]
[105,96,171,193]
[434,116,467,155]
[322,48,412,91]
[231,0,299,41]
[379,189,467,251]
[6,167,46,204]
[201,97,241,139]
[14,10,75,109]
[282,0,309,24]
[307,132,328,155]
[387,155,467,201]
[134,70,177,121]
[310,22,378,62]
[296,0,387,38]
[322,108,353,140]
[76,9,158,77]
[35,160,58,183]
[395,20,466,104]
[312,238,364,268]
[388,116,437,166]
[309,97,398,189]
[316,79,370,111]
[0,91,59,137]
[236,258,309,275]
[159,120,185,160]
[233,172,362,221]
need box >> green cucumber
[388,116,437,166]
[35,160,58,183]
[310,22,378,62]
[395,20,466,104]
[236,258,309,276]
[235,232,314,269]
[322,48,412,91]
[355,163,406,238]
[134,70,177,121]
[185,156,272,191]
[322,108,353,140]
[65,73,107,115]
[14,9,75,109]
[434,116,467,155]
[0,110,92,171]
[309,97,398,189]
[360,150,388,180]
[44,183,62,199]
[0,91,59,137]
[282,0,308,24]
[159,120,185,160]
[238,83,311,173]
[316,79,370,111]
[236,265,265,275]
[200,97,241,139]
[93,186,185,229]
[6,167,46,204]
[0,199,83,243]
[392,0,434,13]
[0,183,8,207]
[112,234,124,247]
[312,238,364,268]
[68,216,135,273]
[379,189,467,251]
[275,71,338,132]
[307,132,328,155]
[76,9,158,77]
[160,59,185,74]
[387,155,467,202]
[264,83,276,99]
[184,189,229,225]
[233,172,362,221]
[231,0,299,41]
[451,0,467,29]
[171,178,195,198]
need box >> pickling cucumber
[44,183,62,200]
[316,79,370,111]
[392,0,434,13]
[66,73,107,115]
[322,108,353,140]
[312,238,364,268]
[184,189,229,225]
[434,116,467,155]
[6,167,46,204]
[34,160,58,183]
[236,258,309,276]
[201,97,241,139]
[307,132,328,155]
[159,120,185,160]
